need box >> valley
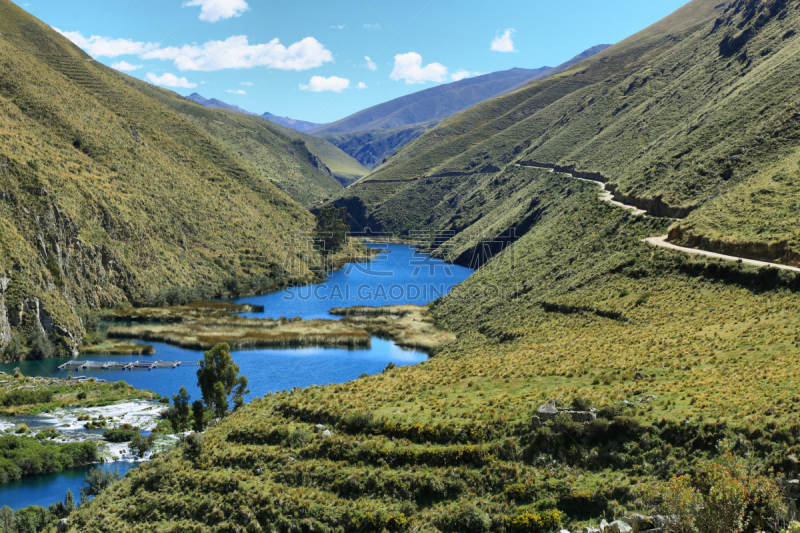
[1,0,800,531]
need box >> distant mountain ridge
[187,93,326,132]
[307,67,553,136]
[262,112,325,133]
[309,46,610,169]
[187,93,258,116]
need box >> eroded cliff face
[0,186,136,355]
[0,276,10,347]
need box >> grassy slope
[0,0,322,341]
[121,78,349,207]
[67,169,800,532]
[334,0,800,266]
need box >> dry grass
[101,302,265,323]
[334,305,457,352]
[80,340,155,356]
[107,316,372,351]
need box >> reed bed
[101,302,265,323]
[107,318,372,351]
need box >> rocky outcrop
[535,401,597,423]
[668,225,800,268]
[0,276,10,346]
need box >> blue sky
[16,0,692,124]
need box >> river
[0,243,473,510]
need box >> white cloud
[364,23,381,30]
[491,29,517,52]
[300,76,350,93]
[390,52,447,84]
[54,28,157,58]
[227,89,246,94]
[111,61,142,72]
[240,81,253,86]
[365,56,377,71]
[183,0,249,23]
[357,82,367,89]
[148,35,333,72]
[331,24,345,30]
[146,72,197,88]
[451,70,474,81]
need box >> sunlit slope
[333,0,800,268]
[65,170,800,533]
[0,0,319,342]
[119,78,351,206]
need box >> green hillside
[0,0,324,357]
[184,92,370,191]
[332,0,800,268]
[120,79,347,207]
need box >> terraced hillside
[127,82,352,206]
[332,0,800,268]
[65,168,800,532]
[0,0,325,355]
[185,92,369,189]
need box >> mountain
[61,0,800,531]
[315,119,439,170]
[185,93,368,187]
[309,67,553,135]
[186,93,259,116]
[310,48,610,168]
[0,0,326,355]
[262,111,326,132]
[187,92,326,132]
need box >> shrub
[340,411,374,433]
[436,503,491,533]
[102,428,139,443]
[647,449,787,533]
[285,429,312,447]
[0,389,53,407]
[27,329,53,360]
[508,509,563,532]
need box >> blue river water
[0,244,473,510]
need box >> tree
[49,489,74,519]
[314,205,350,256]
[79,466,121,504]
[173,386,191,424]
[196,343,248,419]
[192,400,206,432]
[0,507,13,532]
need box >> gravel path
[514,163,800,272]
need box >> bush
[27,329,53,360]
[647,449,787,533]
[340,411,374,433]
[507,509,563,532]
[285,429,312,447]
[184,433,204,458]
[0,389,53,407]
[102,428,139,443]
[436,503,491,533]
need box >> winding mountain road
[513,163,800,273]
